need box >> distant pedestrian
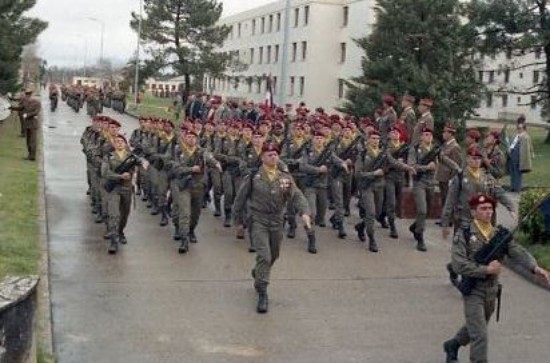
[508,123,533,192]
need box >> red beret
[467,145,483,157]
[115,134,128,144]
[313,131,326,138]
[402,94,416,103]
[487,129,501,144]
[468,194,496,209]
[421,127,434,134]
[443,122,457,133]
[261,142,280,154]
[389,126,402,136]
[109,119,121,127]
[185,130,199,137]
[164,120,175,128]
[369,130,381,137]
[466,129,481,141]
[419,98,433,107]
[242,122,255,131]
[382,94,395,106]
[272,121,285,130]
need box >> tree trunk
[182,73,191,104]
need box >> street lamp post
[278,0,291,106]
[134,0,143,105]
[88,17,105,63]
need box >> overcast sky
[28,0,274,67]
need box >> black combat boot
[94,212,103,224]
[355,222,366,242]
[136,187,142,196]
[388,218,398,239]
[416,233,427,252]
[151,200,159,215]
[337,221,347,239]
[178,236,189,254]
[344,206,351,217]
[159,206,169,227]
[307,230,317,254]
[223,210,232,227]
[408,222,416,236]
[377,213,388,229]
[91,203,99,215]
[108,234,119,254]
[287,217,296,239]
[367,233,379,253]
[443,339,459,363]
[256,287,269,314]
[173,221,181,241]
[214,199,222,217]
[329,214,338,230]
[119,233,127,245]
[189,228,198,243]
[446,263,459,286]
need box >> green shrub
[518,188,550,245]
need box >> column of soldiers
[78,93,550,322]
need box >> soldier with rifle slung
[443,193,550,363]
[355,130,414,252]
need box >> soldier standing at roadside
[11,88,41,161]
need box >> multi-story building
[204,0,375,112]
[207,0,545,122]
[475,50,545,123]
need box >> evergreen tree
[466,0,550,142]
[341,0,482,135]
[130,0,231,102]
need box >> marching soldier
[379,94,397,143]
[300,131,347,251]
[408,127,438,252]
[399,94,416,142]
[170,130,221,253]
[101,134,137,254]
[355,130,413,252]
[481,129,507,181]
[384,127,409,238]
[153,120,177,227]
[443,194,550,363]
[232,142,311,314]
[435,122,464,219]
[411,98,434,146]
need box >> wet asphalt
[42,94,550,363]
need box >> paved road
[43,94,550,363]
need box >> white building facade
[207,0,546,122]
[205,0,375,112]
[475,50,545,123]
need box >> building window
[531,96,537,109]
[301,41,307,60]
[273,76,277,95]
[290,76,295,96]
[340,42,347,63]
[519,72,523,79]
[535,47,542,59]
[267,45,272,63]
[338,79,345,98]
[229,25,233,39]
[261,17,265,33]
[247,78,252,93]
[276,13,281,31]
[292,42,297,62]
[249,48,254,64]
[274,45,280,63]
[486,92,492,108]
[257,78,262,94]
[268,14,273,32]
[504,68,510,83]
[517,96,521,104]
[488,70,495,83]
[506,47,512,59]
[259,46,263,64]
[299,76,305,96]
[490,53,496,60]
[304,6,310,25]
[343,6,349,27]
[294,8,299,27]
[238,23,241,37]
[502,94,508,107]
[534,70,540,84]
[252,19,256,35]
[478,71,483,82]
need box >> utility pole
[134,0,143,104]
[279,0,291,106]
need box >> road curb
[37,106,54,359]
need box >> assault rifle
[284,140,311,173]
[104,154,142,192]
[331,134,364,178]
[392,143,410,161]
[176,151,203,191]
[357,145,389,189]
[457,191,550,297]
[302,139,337,187]
[412,143,442,180]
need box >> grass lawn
[0,114,40,279]
[125,93,179,121]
